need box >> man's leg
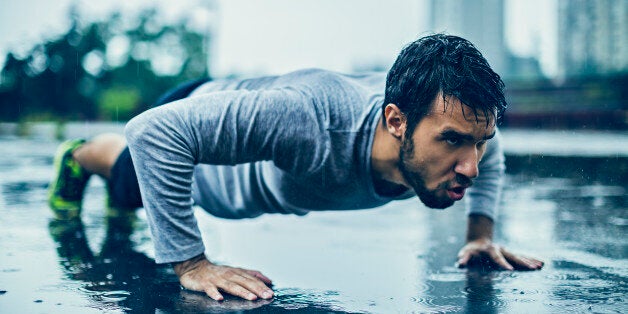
[72,133,126,179]
[49,78,212,220]
[49,133,141,220]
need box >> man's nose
[454,148,480,179]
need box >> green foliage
[0,7,210,122]
[98,87,141,121]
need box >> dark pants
[108,78,211,208]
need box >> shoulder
[288,70,384,130]
[278,68,384,92]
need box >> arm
[457,130,543,270]
[125,88,324,299]
[464,128,506,221]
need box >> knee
[91,133,126,148]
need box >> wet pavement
[0,126,626,313]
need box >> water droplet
[101,290,130,302]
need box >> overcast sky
[0,0,558,77]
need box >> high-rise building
[430,0,507,75]
[558,0,628,78]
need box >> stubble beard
[399,137,455,209]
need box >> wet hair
[383,34,507,133]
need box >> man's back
[187,69,413,219]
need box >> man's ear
[384,104,406,139]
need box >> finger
[512,257,537,270]
[456,252,472,268]
[204,285,224,301]
[529,259,544,269]
[502,251,544,270]
[216,280,258,301]
[528,257,545,268]
[231,270,274,299]
[519,257,543,269]
[487,246,514,270]
[501,250,534,269]
[244,269,273,285]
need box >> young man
[49,34,544,302]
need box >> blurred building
[558,0,628,78]
[429,0,544,80]
[430,0,507,75]
[430,0,627,129]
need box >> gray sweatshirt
[125,69,505,264]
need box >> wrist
[466,213,494,242]
[172,253,209,277]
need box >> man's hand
[173,254,274,301]
[458,214,544,271]
[456,237,544,270]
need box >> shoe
[48,139,91,220]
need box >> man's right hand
[173,254,274,301]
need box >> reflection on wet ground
[0,132,626,313]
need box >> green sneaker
[48,139,91,220]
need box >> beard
[399,137,468,209]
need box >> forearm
[465,128,505,220]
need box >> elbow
[126,106,163,141]
[124,107,194,160]
[124,115,141,148]
[124,110,154,148]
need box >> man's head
[381,34,506,209]
[384,34,506,133]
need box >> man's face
[399,96,496,209]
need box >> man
[49,34,544,302]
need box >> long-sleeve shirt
[125,69,505,264]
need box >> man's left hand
[456,238,544,271]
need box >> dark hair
[383,34,506,132]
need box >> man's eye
[446,138,459,145]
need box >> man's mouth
[446,186,467,201]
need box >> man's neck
[370,117,407,196]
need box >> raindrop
[101,290,130,302]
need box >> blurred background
[0,0,626,129]
[0,2,626,312]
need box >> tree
[0,7,211,122]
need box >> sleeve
[464,128,506,221]
[124,88,328,263]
